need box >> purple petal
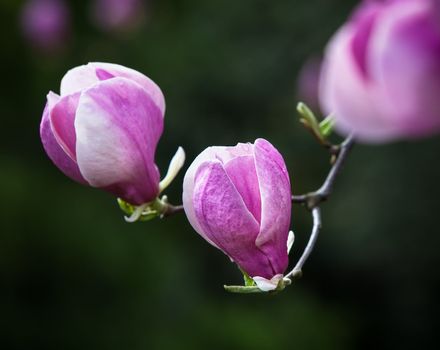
[320,0,440,142]
[192,160,274,279]
[74,77,163,205]
[40,94,87,185]
[60,62,165,115]
[183,147,223,249]
[350,2,381,79]
[319,25,399,141]
[253,139,291,275]
[370,0,440,137]
[223,155,261,223]
[49,91,80,161]
[182,143,255,249]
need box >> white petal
[159,147,186,193]
[287,230,295,254]
[253,274,284,292]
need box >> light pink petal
[49,91,80,161]
[369,0,440,137]
[183,147,224,249]
[214,142,254,163]
[254,138,291,275]
[182,144,254,249]
[40,95,87,185]
[60,62,165,115]
[319,24,399,142]
[320,0,440,142]
[192,160,275,279]
[60,64,98,96]
[75,77,163,205]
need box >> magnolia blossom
[320,0,440,142]
[21,0,70,52]
[182,139,292,291]
[40,62,166,205]
[91,0,146,32]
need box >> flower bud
[182,139,292,290]
[320,0,440,142]
[40,62,165,205]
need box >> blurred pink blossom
[91,0,147,33]
[21,0,70,52]
[320,0,440,142]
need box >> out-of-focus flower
[296,57,322,113]
[320,0,440,142]
[91,0,147,33]
[182,139,292,291]
[40,62,166,206]
[21,0,70,52]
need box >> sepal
[224,269,292,294]
[159,147,186,193]
[118,196,170,222]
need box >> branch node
[285,136,355,286]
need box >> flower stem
[287,135,354,281]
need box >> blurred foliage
[1,0,440,349]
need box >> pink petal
[59,64,98,96]
[183,147,223,249]
[182,144,254,249]
[253,138,291,275]
[192,160,274,279]
[74,77,163,205]
[320,0,440,142]
[350,1,382,79]
[370,0,440,137]
[60,62,165,115]
[40,95,87,185]
[319,25,399,141]
[49,91,80,161]
[223,155,261,223]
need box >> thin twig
[285,207,322,280]
[162,204,184,217]
[286,135,355,282]
[292,135,355,209]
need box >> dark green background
[1,0,439,349]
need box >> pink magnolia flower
[40,62,166,205]
[319,0,440,142]
[91,0,146,32]
[21,0,70,52]
[182,139,293,291]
